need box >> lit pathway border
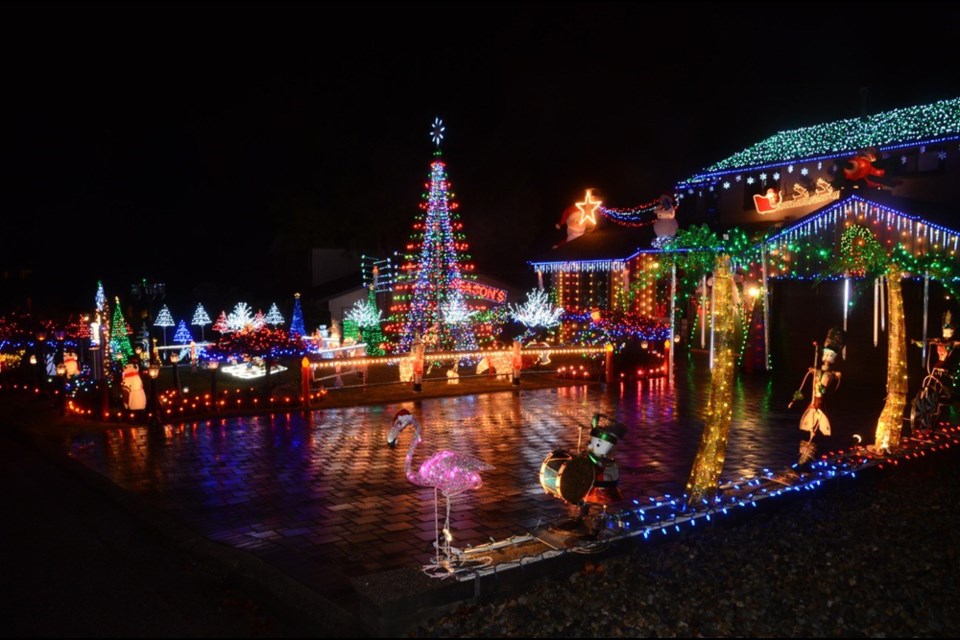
[446,426,960,582]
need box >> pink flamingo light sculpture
[387,409,494,571]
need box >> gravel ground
[412,447,960,637]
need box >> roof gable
[764,190,960,280]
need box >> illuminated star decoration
[575,189,602,226]
[431,117,445,148]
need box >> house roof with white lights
[679,98,960,188]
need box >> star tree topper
[575,188,601,226]
[431,117,445,148]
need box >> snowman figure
[63,350,80,378]
[121,361,147,410]
[653,193,679,240]
[581,413,628,507]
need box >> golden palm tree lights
[686,254,737,505]
[872,263,907,453]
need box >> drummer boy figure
[581,414,627,508]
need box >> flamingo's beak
[387,417,406,448]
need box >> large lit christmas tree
[387,118,478,353]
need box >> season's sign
[456,280,507,303]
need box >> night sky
[6,2,960,313]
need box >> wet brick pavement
[62,360,884,598]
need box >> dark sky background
[5,2,960,314]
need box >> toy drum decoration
[539,449,595,505]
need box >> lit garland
[891,245,960,299]
[563,310,670,351]
[686,255,737,505]
[681,97,960,185]
[654,226,760,333]
[873,263,908,453]
[765,195,960,284]
[837,224,888,277]
[597,200,658,226]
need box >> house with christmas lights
[526,190,675,358]
[531,98,960,379]
[675,97,960,378]
[528,190,676,317]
